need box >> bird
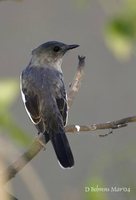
[20,41,79,168]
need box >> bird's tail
[50,128,74,168]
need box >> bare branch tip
[78,55,86,68]
[117,123,128,128]
[111,122,128,129]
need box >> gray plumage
[20,41,79,168]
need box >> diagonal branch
[2,134,45,184]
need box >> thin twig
[67,55,85,109]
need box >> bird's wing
[22,92,40,124]
[56,80,68,126]
[20,71,45,133]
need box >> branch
[65,116,136,134]
[2,134,46,183]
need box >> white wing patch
[64,93,68,126]
[20,75,38,125]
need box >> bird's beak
[66,44,79,51]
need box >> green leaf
[0,79,19,111]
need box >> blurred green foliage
[0,79,19,111]
[0,79,31,147]
[105,0,136,59]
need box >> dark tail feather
[50,130,74,168]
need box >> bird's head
[31,41,79,70]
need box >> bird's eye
[53,46,61,52]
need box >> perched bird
[20,41,79,168]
